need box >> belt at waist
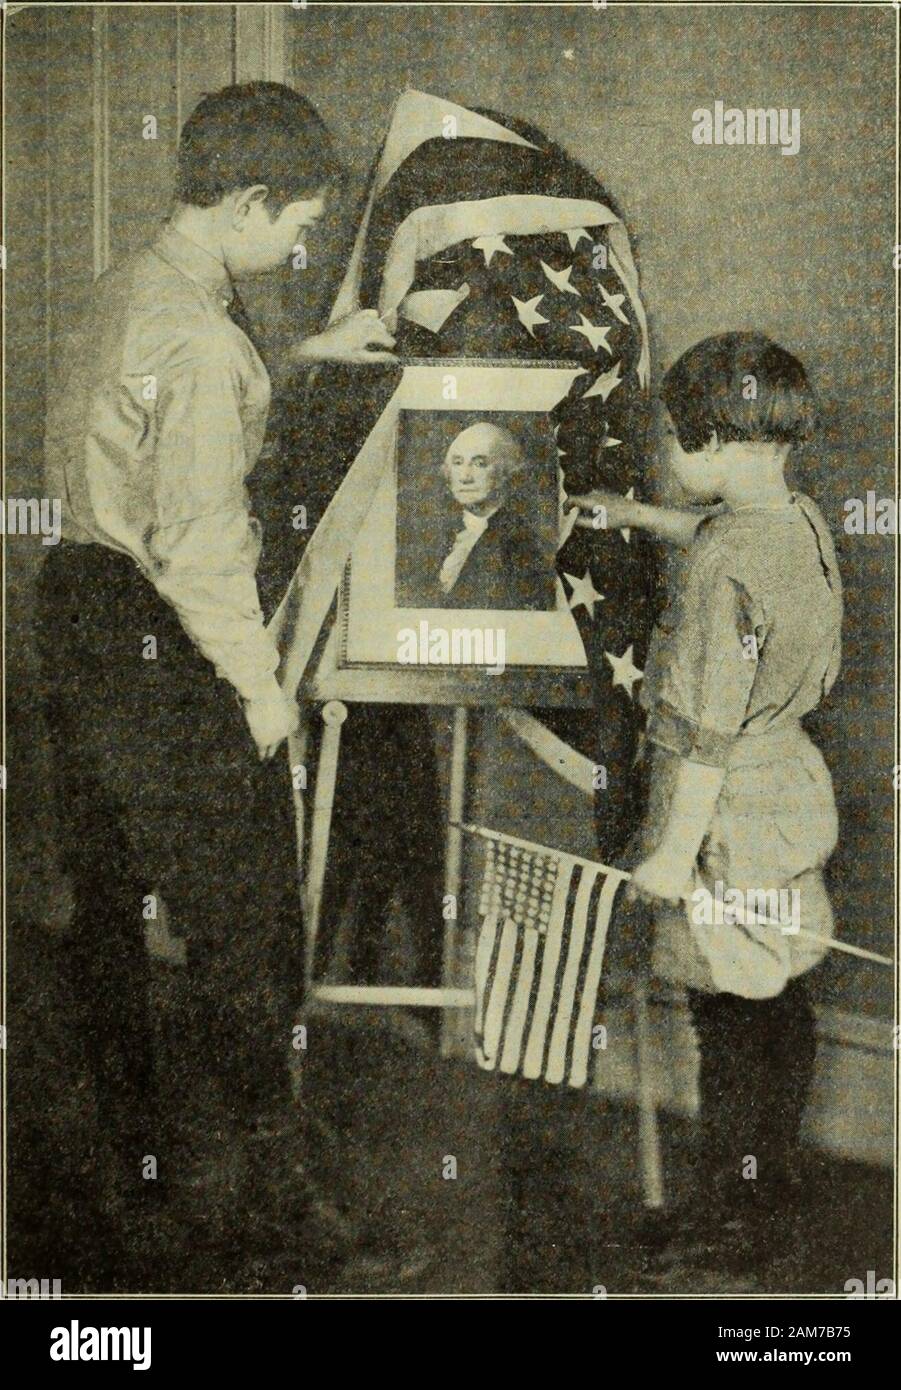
[725,719,809,768]
[54,536,145,572]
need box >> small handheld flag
[459,821,891,1092]
[466,823,628,1088]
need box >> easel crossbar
[312,986,475,1007]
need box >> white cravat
[438,508,496,593]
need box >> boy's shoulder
[90,237,222,317]
[689,492,840,593]
[687,505,752,572]
[88,243,236,371]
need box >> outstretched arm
[567,488,718,548]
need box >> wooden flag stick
[452,822,893,968]
[632,976,665,1209]
[791,934,893,968]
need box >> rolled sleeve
[644,700,739,766]
[645,556,765,768]
[144,354,279,701]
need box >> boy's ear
[707,428,722,455]
[231,185,269,229]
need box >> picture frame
[333,360,593,702]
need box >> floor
[6,920,893,1297]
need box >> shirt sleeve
[143,351,281,703]
[644,545,766,768]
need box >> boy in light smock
[573,333,842,1281]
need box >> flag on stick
[468,824,628,1088]
[462,821,891,1089]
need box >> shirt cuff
[206,626,281,703]
[645,699,736,768]
[238,673,284,705]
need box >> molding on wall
[91,7,110,277]
[174,6,183,146]
[84,4,270,271]
[234,4,287,84]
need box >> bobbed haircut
[661,332,816,453]
[175,82,345,213]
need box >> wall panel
[176,2,236,129]
[44,6,95,377]
[107,4,179,261]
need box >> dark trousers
[687,977,817,1217]
[312,704,446,988]
[36,542,303,1147]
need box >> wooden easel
[288,617,677,1207]
[292,618,595,1057]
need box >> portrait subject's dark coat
[436,507,555,611]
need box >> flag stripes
[473,835,624,1088]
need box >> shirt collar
[461,506,499,536]
[152,224,233,307]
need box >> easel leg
[441,705,469,1057]
[633,976,665,1208]
[304,700,348,986]
[287,715,309,904]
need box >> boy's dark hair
[661,332,816,452]
[176,82,345,214]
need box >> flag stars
[511,293,549,337]
[472,234,513,267]
[564,227,591,251]
[582,359,623,402]
[564,569,605,619]
[540,260,581,297]
[605,644,643,698]
[569,312,613,354]
[599,283,629,324]
[619,487,635,543]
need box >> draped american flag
[472,827,627,1088]
[264,92,659,983]
[270,93,660,855]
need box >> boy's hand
[568,488,642,532]
[291,309,397,365]
[243,688,299,761]
[625,848,693,908]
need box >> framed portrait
[336,360,591,690]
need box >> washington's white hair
[441,421,524,481]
